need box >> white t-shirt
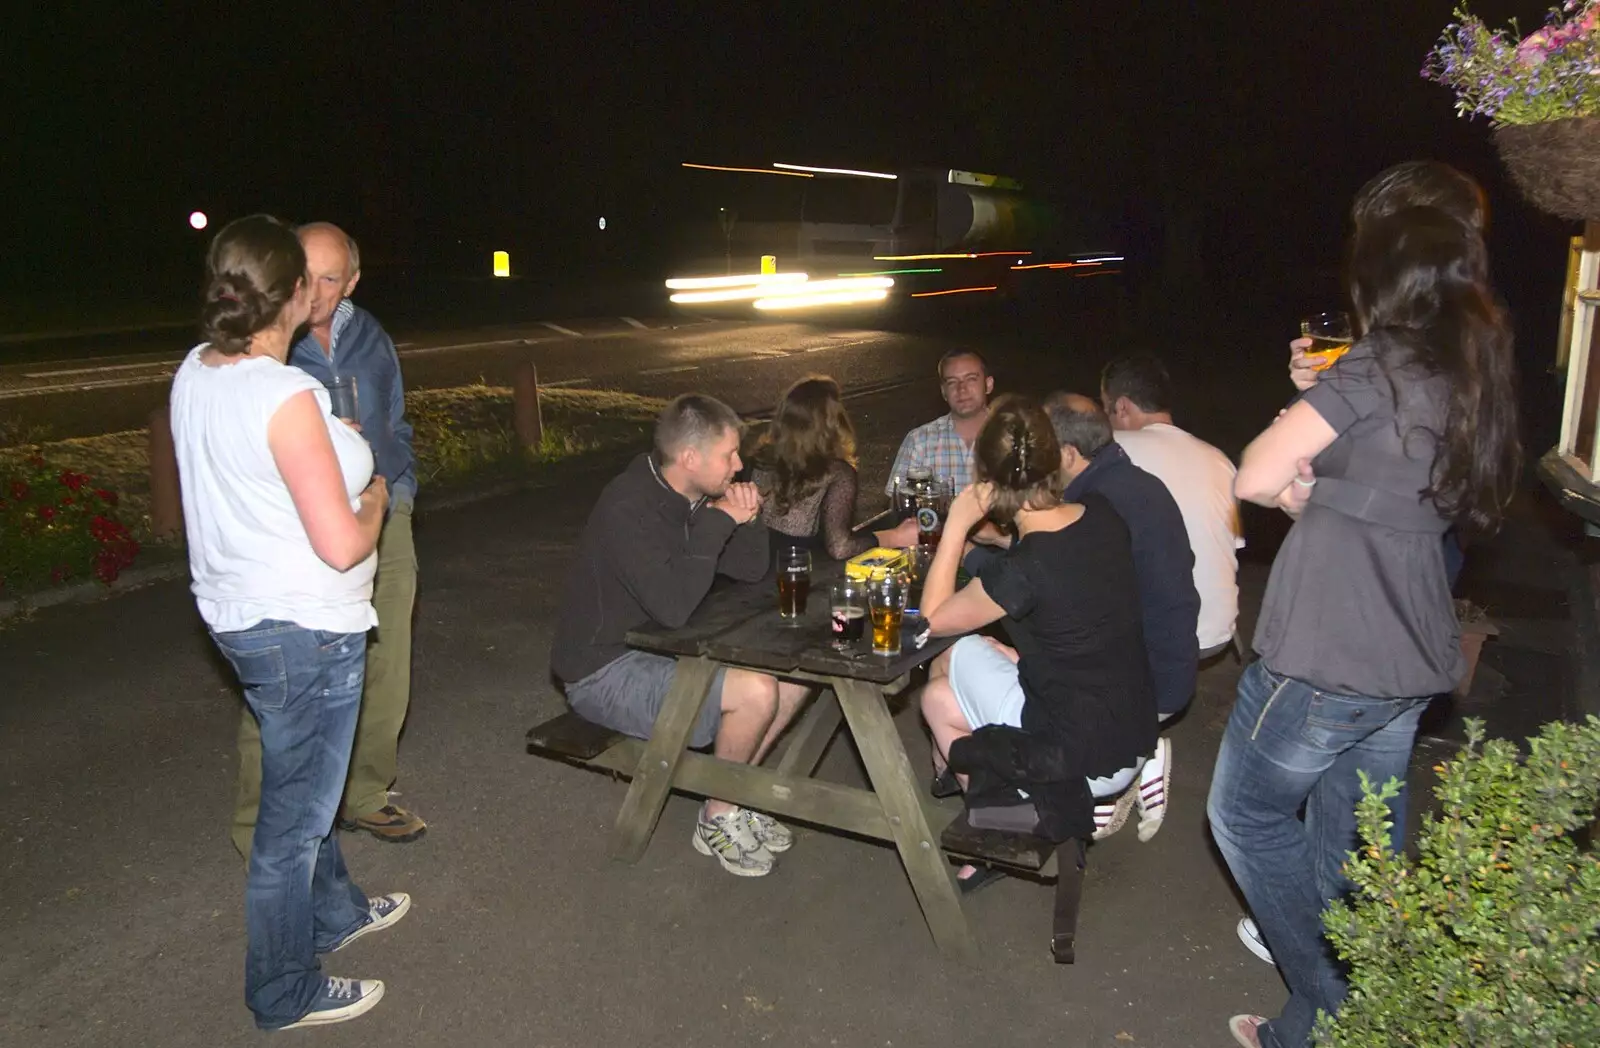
[1114,423,1240,648]
[170,345,378,634]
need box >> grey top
[1253,334,1464,697]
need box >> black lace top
[749,460,875,561]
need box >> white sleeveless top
[170,345,379,634]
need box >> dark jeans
[1205,661,1427,1048]
[210,620,371,1030]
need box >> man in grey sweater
[551,394,811,878]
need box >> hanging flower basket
[1494,116,1600,220]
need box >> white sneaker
[278,976,385,1028]
[1136,738,1172,842]
[692,806,775,877]
[740,809,793,853]
[1237,917,1275,964]
[1092,788,1137,840]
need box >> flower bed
[0,455,141,594]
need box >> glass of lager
[1300,311,1354,372]
[868,573,908,656]
[777,547,811,621]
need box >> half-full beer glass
[1301,311,1353,372]
[829,580,867,650]
[868,574,908,656]
[777,547,811,621]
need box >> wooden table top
[626,562,954,685]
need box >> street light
[189,211,208,230]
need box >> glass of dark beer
[829,580,867,650]
[915,476,952,550]
[777,547,811,621]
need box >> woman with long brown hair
[1210,204,1520,1048]
[748,375,918,558]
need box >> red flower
[9,480,27,500]
[94,489,119,507]
[59,471,88,492]
[39,506,56,523]
[50,565,68,585]
[60,496,75,507]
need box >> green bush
[1317,718,1600,1048]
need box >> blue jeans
[210,620,371,1030]
[1206,661,1427,1048]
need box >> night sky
[6,1,1578,302]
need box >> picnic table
[532,559,1006,961]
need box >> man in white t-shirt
[1101,354,1241,656]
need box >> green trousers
[230,506,418,858]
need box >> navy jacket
[290,301,417,512]
[1064,443,1200,715]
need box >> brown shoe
[338,804,427,843]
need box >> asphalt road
[0,283,1145,444]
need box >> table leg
[609,656,718,864]
[832,677,978,963]
[773,689,841,778]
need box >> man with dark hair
[1046,393,1199,841]
[551,394,812,878]
[886,349,993,494]
[232,221,426,855]
[1102,355,1241,664]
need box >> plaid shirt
[885,413,976,495]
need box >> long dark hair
[1348,206,1519,535]
[973,395,1064,523]
[200,214,307,356]
[752,376,857,514]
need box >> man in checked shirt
[885,349,993,496]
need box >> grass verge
[0,384,662,581]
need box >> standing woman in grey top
[1207,207,1519,1048]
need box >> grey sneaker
[278,976,384,1029]
[692,806,775,877]
[741,809,793,854]
[324,892,411,953]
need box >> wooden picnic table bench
[528,561,1091,964]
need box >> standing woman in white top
[170,215,406,1031]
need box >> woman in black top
[919,395,1157,887]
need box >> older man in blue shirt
[230,222,426,855]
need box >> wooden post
[513,359,543,449]
[147,406,182,539]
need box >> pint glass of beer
[829,580,867,650]
[777,547,812,621]
[868,574,908,656]
[1300,311,1353,372]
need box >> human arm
[269,390,387,571]
[383,332,417,511]
[602,493,744,627]
[1234,400,1337,506]
[817,465,880,560]
[714,482,771,582]
[968,520,1012,549]
[922,482,1007,636]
